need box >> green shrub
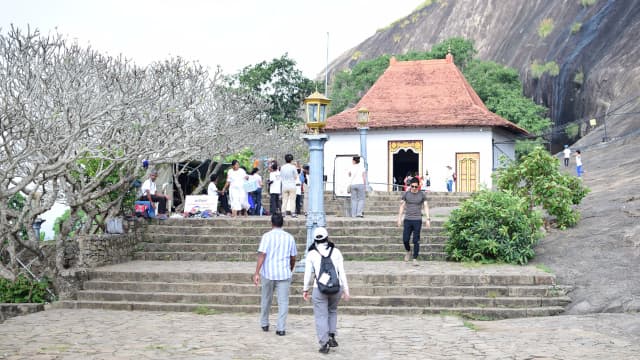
[444,190,543,264]
[495,147,590,229]
[531,61,560,78]
[565,123,580,140]
[538,18,555,38]
[531,61,546,79]
[0,275,52,303]
[571,22,582,34]
[574,70,584,85]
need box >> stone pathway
[1,309,638,359]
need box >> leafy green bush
[538,18,555,38]
[573,70,584,85]
[495,147,590,229]
[565,123,580,140]
[444,190,543,264]
[0,275,51,303]
[571,22,582,34]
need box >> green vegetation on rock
[571,22,582,34]
[538,18,555,38]
[0,275,51,303]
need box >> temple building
[324,53,528,193]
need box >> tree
[232,54,319,127]
[0,26,298,285]
[494,147,590,229]
[463,60,552,136]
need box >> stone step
[144,224,446,235]
[132,251,448,262]
[137,243,446,253]
[59,300,565,319]
[142,234,449,244]
[86,265,556,286]
[83,281,561,297]
[76,290,570,308]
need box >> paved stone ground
[1,309,639,359]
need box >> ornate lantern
[357,107,369,128]
[304,91,331,134]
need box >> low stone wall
[0,303,44,323]
[79,232,138,268]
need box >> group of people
[562,145,584,177]
[218,160,264,217]
[267,154,309,218]
[253,213,349,354]
[253,176,431,353]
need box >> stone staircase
[61,191,571,319]
[133,218,448,261]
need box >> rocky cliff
[326,0,640,145]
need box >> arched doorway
[388,141,422,191]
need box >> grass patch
[486,291,498,299]
[573,70,584,85]
[344,255,388,261]
[39,345,70,353]
[351,50,362,61]
[463,320,479,331]
[581,0,597,6]
[193,305,219,315]
[535,264,554,274]
[144,344,167,351]
[531,60,560,79]
[571,22,582,34]
[538,18,555,38]
[439,310,493,321]
[565,123,580,140]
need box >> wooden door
[456,153,479,192]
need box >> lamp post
[357,107,371,191]
[32,218,45,240]
[295,91,331,272]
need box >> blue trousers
[260,277,291,331]
[403,219,422,259]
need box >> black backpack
[313,243,341,295]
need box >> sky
[0,0,420,78]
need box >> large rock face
[326,0,640,142]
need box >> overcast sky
[1,0,419,78]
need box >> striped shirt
[257,228,298,280]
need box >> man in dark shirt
[397,177,431,265]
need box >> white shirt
[349,163,365,185]
[280,163,298,190]
[227,168,247,190]
[303,242,349,296]
[141,179,156,196]
[563,148,571,159]
[207,182,218,195]
[269,170,281,194]
[576,154,582,166]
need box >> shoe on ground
[318,342,330,354]
[404,251,411,262]
[276,330,286,336]
[413,258,419,266]
[292,214,298,218]
[261,325,269,332]
[328,334,339,347]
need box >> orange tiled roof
[325,56,528,135]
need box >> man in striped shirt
[253,213,298,336]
